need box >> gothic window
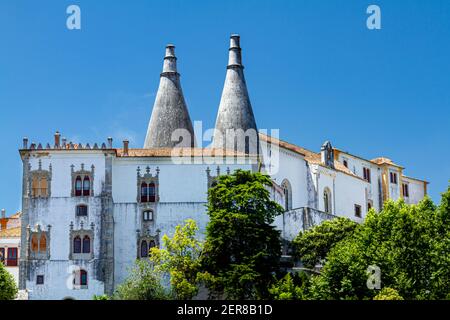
[76,205,88,217]
[355,204,362,218]
[281,179,292,211]
[75,176,82,196]
[71,164,94,197]
[140,240,148,258]
[141,182,148,203]
[31,234,39,252]
[82,236,91,254]
[143,210,153,222]
[73,269,88,289]
[82,177,90,196]
[323,188,332,214]
[29,226,50,259]
[137,166,159,204]
[73,236,82,254]
[31,176,49,197]
[149,240,156,249]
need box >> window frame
[36,275,44,285]
[76,204,88,217]
[354,204,362,218]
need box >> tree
[201,170,284,299]
[113,260,168,300]
[293,217,358,269]
[308,188,450,300]
[0,262,17,300]
[373,288,403,300]
[150,219,203,300]
[269,272,309,300]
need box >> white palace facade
[16,35,428,299]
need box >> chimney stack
[321,141,335,169]
[228,34,242,67]
[23,137,29,149]
[1,209,5,219]
[54,131,61,148]
[0,209,5,231]
[123,140,129,156]
[108,137,113,149]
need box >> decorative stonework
[28,224,51,260]
[28,159,52,198]
[136,229,160,259]
[71,163,95,197]
[206,166,230,189]
[136,166,160,203]
[69,221,94,260]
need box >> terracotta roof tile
[116,148,254,158]
[0,227,21,238]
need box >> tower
[144,45,195,148]
[212,35,258,154]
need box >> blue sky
[0,0,449,215]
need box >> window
[7,248,18,267]
[73,236,82,254]
[82,177,90,196]
[367,202,372,211]
[323,188,332,214]
[140,182,148,203]
[355,204,362,218]
[390,172,398,184]
[75,176,82,196]
[148,183,156,202]
[82,236,91,254]
[36,275,44,285]
[140,240,148,258]
[343,160,348,168]
[32,175,49,197]
[402,183,409,198]
[31,234,39,252]
[76,205,88,217]
[363,167,371,183]
[149,240,156,249]
[143,210,153,222]
[0,248,4,264]
[73,270,88,288]
[281,179,292,211]
[39,234,47,252]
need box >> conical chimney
[212,35,258,154]
[144,44,195,148]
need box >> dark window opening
[82,177,90,196]
[73,236,82,254]
[75,176,82,196]
[140,240,148,258]
[82,236,91,254]
[76,205,88,217]
[36,275,44,285]
[363,167,371,183]
[355,204,362,218]
[343,160,348,168]
[6,248,18,266]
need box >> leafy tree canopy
[0,262,17,300]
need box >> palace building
[17,35,428,299]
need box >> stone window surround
[206,166,231,189]
[71,163,95,197]
[28,160,52,198]
[136,229,160,259]
[137,166,160,203]
[28,224,51,260]
[69,221,94,261]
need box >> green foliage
[308,188,450,300]
[373,288,404,300]
[293,217,358,269]
[269,272,309,300]
[201,170,284,299]
[93,294,110,300]
[150,219,203,300]
[0,262,17,300]
[113,260,168,300]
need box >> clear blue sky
[1,0,449,215]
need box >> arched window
[32,176,39,197]
[80,270,87,286]
[76,205,88,217]
[75,176,82,197]
[323,188,332,214]
[82,236,91,253]
[31,234,39,252]
[40,177,48,197]
[143,210,153,222]
[149,240,156,249]
[140,240,148,258]
[82,177,90,196]
[39,234,47,252]
[281,179,292,211]
[148,183,156,202]
[73,236,82,254]
[140,182,148,203]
